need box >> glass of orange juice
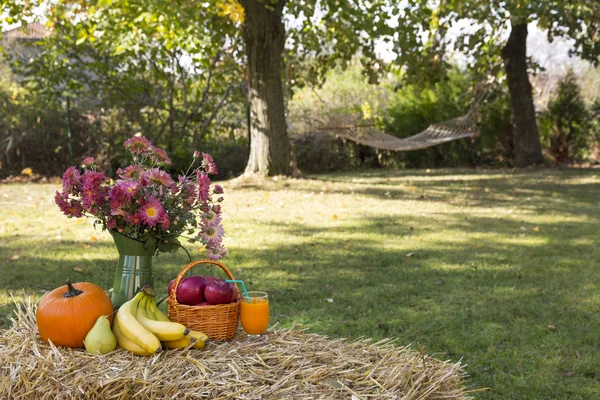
[240,291,270,339]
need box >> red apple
[204,276,218,284]
[176,276,207,305]
[195,301,212,306]
[229,283,238,303]
[204,279,233,305]
[168,279,176,295]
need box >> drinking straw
[225,279,251,303]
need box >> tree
[539,70,592,163]
[3,1,244,159]
[5,0,432,176]
[426,1,600,167]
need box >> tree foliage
[539,70,593,163]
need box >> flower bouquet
[55,136,226,307]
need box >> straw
[0,297,471,399]
[225,279,251,303]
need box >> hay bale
[0,298,470,399]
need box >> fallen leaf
[477,243,485,248]
[55,234,62,240]
[326,298,334,303]
[533,226,540,232]
[434,280,443,285]
[332,214,338,220]
[73,266,83,272]
[471,186,479,190]
[406,252,415,258]
[520,226,527,231]
[410,186,418,192]
[10,254,21,261]
[90,235,98,241]
[548,324,556,330]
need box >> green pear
[84,315,117,355]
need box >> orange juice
[240,297,270,335]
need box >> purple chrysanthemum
[61,166,81,195]
[197,171,211,203]
[201,210,221,227]
[206,245,227,260]
[146,168,175,187]
[202,152,218,175]
[82,157,95,167]
[149,146,172,166]
[199,224,224,246]
[124,136,152,155]
[139,197,165,227]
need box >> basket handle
[167,259,235,305]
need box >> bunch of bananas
[113,287,208,356]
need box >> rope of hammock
[318,88,487,152]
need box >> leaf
[406,252,415,258]
[9,254,21,261]
[73,266,84,272]
[533,226,540,232]
[326,298,334,303]
[90,235,98,241]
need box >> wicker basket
[167,259,240,341]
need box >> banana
[113,311,154,356]
[116,291,162,354]
[188,330,209,349]
[162,335,193,349]
[136,295,190,341]
[144,295,171,323]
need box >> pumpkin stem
[63,279,83,298]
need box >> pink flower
[206,245,227,260]
[149,146,172,166]
[199,224,224,246]
[160,213,171,229]
[193,150,201,158]
[82,157,95,167]
[124,136,152,155]
[197,171,211,203]
[212,204,221,215]
[118,165,142,180]
[61,166,81,194]
[117,180,141,200]
[202,152,218,175]
[201,210,221,227]
[146,168,175,187]
[55,191,83,218]
[213,185,224,194]
[109,185,127,215]
[140,197,165,227]
[107,217,118,229]
[128,213,143,225]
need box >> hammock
[317,87,486,152]
[322,113,479,152]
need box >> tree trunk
[501,22,543,168]
[241,0,290,176]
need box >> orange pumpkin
[36,280,114,348]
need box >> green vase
[110,231,157,309]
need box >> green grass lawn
[1,167,599,399]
